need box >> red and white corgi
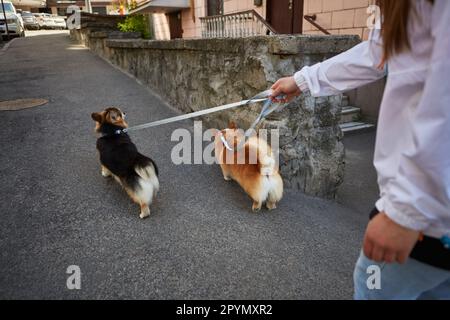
[215,123,283,212]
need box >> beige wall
[180,0,207,39]
[223,0,266,16]
[303,0,372,40]
[152,13,171,40]
[182,0,267,39]
[152,0,267,40]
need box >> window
[57,8,67,16]
[92,7,107,15]
[0,3,14,13]
[207,0,223,16]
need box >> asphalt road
[0,32,373,299]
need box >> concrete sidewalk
[0,33,374,299]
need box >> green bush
[117,14,150,39]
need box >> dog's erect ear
[91,112,102,123]
[228,121,236,129]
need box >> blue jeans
[354,251,450,299]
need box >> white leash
[119,90,275,134]
[115,89,285,151]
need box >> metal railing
[304,14,330,35]
[200,10,277,38]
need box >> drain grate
[0,98,49,111]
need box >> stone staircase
[339,95,375,134]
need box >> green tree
[118,14,151,39]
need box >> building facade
[132,0,373,40]
[303,0,372,39]
[11,0,46,12]
[45,0,117,16]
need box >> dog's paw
[266,201,277,210]
[139,206,150,219]
[252,202,262,213]
[101,167,111,177]
[223,176,231,181]
[139,211,150,219]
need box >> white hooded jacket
[294,0,450,239]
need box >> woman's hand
[270,76,302,103]
[363,212,420,264]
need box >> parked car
[41,13,56,29]
[0,1,25,39]
[32,13,45,29]
[51,15,66,30]
[21,11,39,30]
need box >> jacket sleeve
[294,30,386,97]
[378,0,450,232]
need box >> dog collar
[101,128,128,138]
[219,132,233,151]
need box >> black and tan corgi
[91,107,159,219]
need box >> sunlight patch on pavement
[0,98,48,111]
[25,30,70,37]
[66,45,88,50]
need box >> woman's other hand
[363,212,420,264]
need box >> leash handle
[227,90,286,151]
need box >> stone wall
[71,25,360,199]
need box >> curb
[0,37,19,55]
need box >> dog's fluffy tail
[259,154,276,176]
[135,162,159,191]
[250,137,283,203]
[135,164,157,180]
[251,138,276,176]
[133,154,160,203]
[259,147,282,203]
[266,173,283,204]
